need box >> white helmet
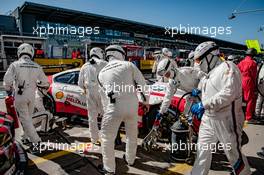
[105,45,125,61]
[188,50,194,59]
[89,47,105,60]
[194,41,221,73]
[157,58,173,77]
[194,41,219,60]
[162,48,171,57]
[227,55,235,61]
[17,43,34,58]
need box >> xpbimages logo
[32,24,100,37]
[164,141,232,153]
[165,24,232,38]
[32,141,100,153]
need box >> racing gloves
[191,88,201,97]
[191,102,204,120]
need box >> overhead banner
[245,40,262,53]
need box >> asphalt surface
[0,78,264,175]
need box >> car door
[53,71,87,116]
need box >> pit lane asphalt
[0,78,264,175]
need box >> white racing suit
[255,94,264,117]
[32,89,53,132]
[78,58,107,143]
[191,61,251,175]
[3,55,49,144]
[98,59,149,173]
[159,67,206,114]
[255,64,264,117]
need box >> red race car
[46,68,195,131]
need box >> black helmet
[246,48,257,56]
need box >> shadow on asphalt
[210,153,232,172]
[26,126,264,175]
[209,152,264,175]
[28,127,175,174]
[27,162,49,175]
[27,128,102,175]
[248,156,264,175]
[27,150,101,175]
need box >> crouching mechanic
[156,48,178,82]
[3,43,49,152]
[98,45,149,174]
[189,41,251,175]
[155,58,207,125]
[78,47,107,144]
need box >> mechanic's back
[97,45,149,174]
[99,59,145,99]
[4,43,48,151]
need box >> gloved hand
[191,102,204,120]
[153,112,163,127]
[191,88,201,97]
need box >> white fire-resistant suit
[3,55,49,144]
[255,94,264,117]
[191,61,251,175]
[255,64,264,117]
[159,67,206,114]
[98,58,149,173]
[32,89,53,132]
[78,57,107,143]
